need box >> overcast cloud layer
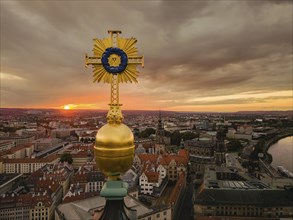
[1,1,292,111]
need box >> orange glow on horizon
[54,97,292,112]
[8,92,291,112]
[63,105,71,110]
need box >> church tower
[156,111,165,144]
[215,129,227,165]
[154,111,166,154]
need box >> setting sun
[63,105,71,110]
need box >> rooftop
[57,195,153,220]
[0,173,23,188]
[195,188,293,206]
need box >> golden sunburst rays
[92,37,140,84]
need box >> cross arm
[85,53,102,68]
[128,56,144,68]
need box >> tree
[60,153,73,164]
[254,139,265,154]
[133,128,140,137]
[170,131,197,145]
[171,131,181,145]
[182,132,197,141]
[138,128,156,138]
[227,140,242,152]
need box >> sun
[63,105,71,110]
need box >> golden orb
[94,123,134,179]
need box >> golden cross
[85,30,144,123]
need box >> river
[267,136,293,172]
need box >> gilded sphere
[94,123,134,177]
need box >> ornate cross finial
[85,30,144,124]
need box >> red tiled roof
[143,163,158,172]
[168,172,186,204]
[72,172,88,183]
[138,154,159,163]
[31,194,52,207]
[68,145,94,150]
[144,171,159,183]
[178,149,189,160]
[0,193,53,208]
[137,152,188,167]
[0,140,14,145]
[159,154,188,166]
[8,143,33,152]
[36,178,61,194]
[3,154,58,163]
[16,194,32,204]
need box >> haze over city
[1,1,292,112]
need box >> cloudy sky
[1,0,292,112]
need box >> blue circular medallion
[101,47,128,74]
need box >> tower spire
[156,110,165,145]
[86,30,143,220]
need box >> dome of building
[94,123,134,179]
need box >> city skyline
[1,1,292,112]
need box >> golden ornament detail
[85,30,144,180]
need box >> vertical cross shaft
[107,31,123,124]
[109,31,120,106]
[111,75,119,105]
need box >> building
[227,125,253,141]
[2,155,59,174]
[0,193,55,220]
[2,144,34,159]
[60,144,93,169]
[34,162,74,195]
[168,172,186,220]
[0,194,31,220]
[0,135,35,147]
[16,128,46,139]
[122,165,140,188]
[154,111,170,154]
[214,138,226,166]
[0,173,23,195]
[30,193,55,220]
[71,163,105,193]
[226,128,236,139]
[194,167,293,219]
[33,138,61,151]
[139,163,167,196]
[78,130,97,142]
[51,129,71,139]
[160,152,188,182]
[185,139,215,174]
[0,140,15,152]
[134,149,188,182]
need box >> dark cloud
[0,1,292,109]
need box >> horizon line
[0,107,292,114]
